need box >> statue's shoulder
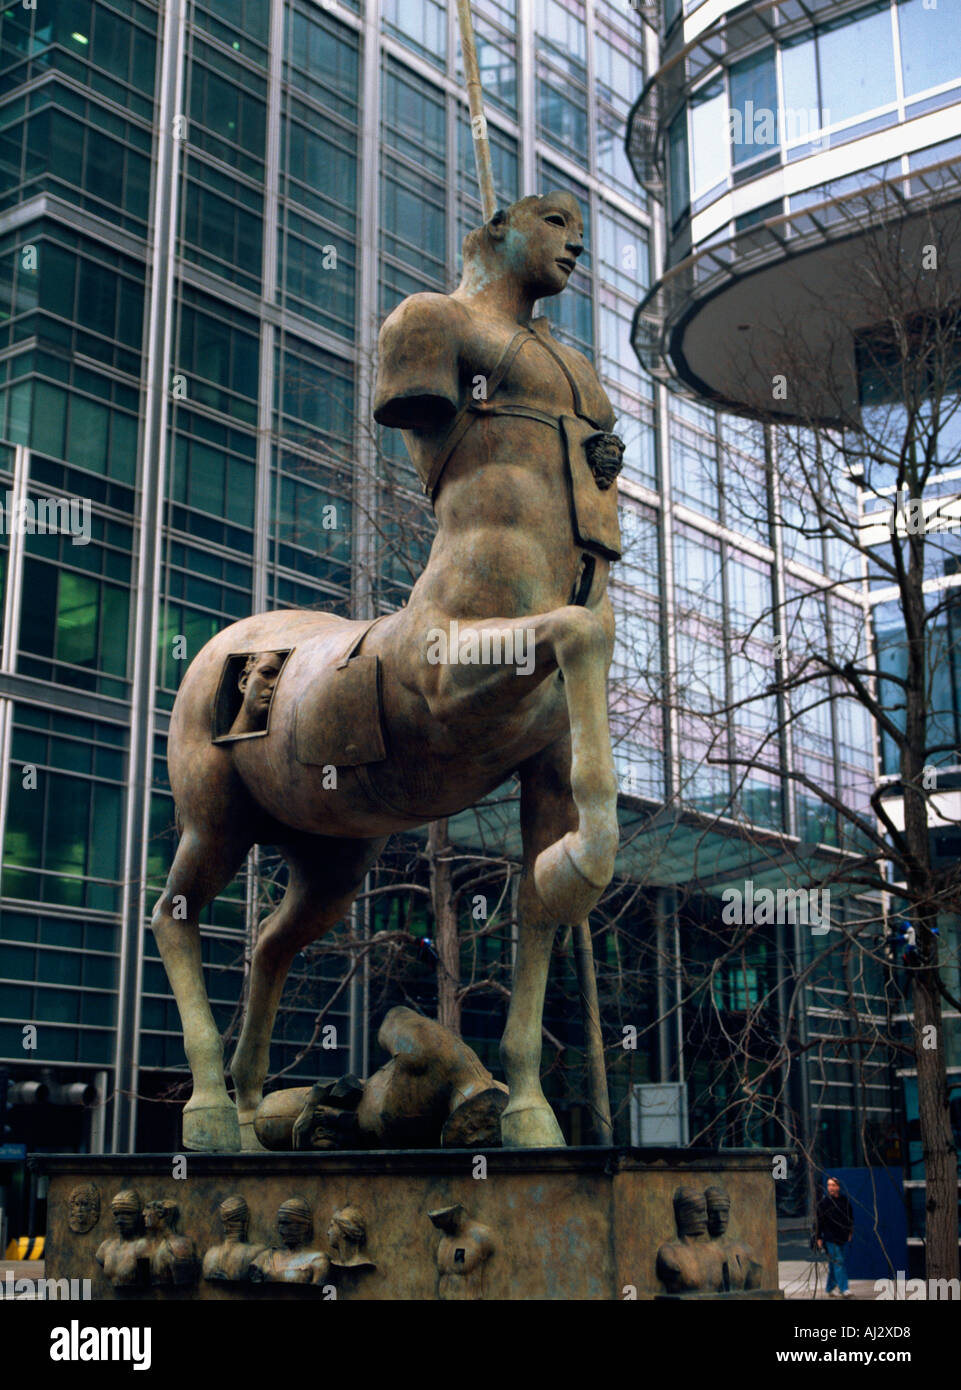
[374,294,470,431]
[380,291,469,341]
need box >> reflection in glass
[817,2,896,127]
[898,0,961,97]
[729,48,777,166]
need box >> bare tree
[696,187,961,1280]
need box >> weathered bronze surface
[39,1148,783,1301]
[150,193,623,1153]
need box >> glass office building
[0,0,900,1225]
[630,0,961,1244]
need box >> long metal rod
[454,0,611,1141]
[573,920,613,1144]
[455,0,497,220]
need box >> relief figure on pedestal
[202,1195,267,1283]
[135,1198,198,1287]
[705,1185,762,1291]
[655,1186,726,1294]
[327,1205,375,1271]
[429,1204,494,1301]
[95,1189,145,1288]
[249,1197,331,1286]
[67,1182,101,1235]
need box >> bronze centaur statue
[152,191,623,1151]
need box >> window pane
[781,35,820,141]
[818,3,896,126]
[898,0,961,96]
[55,571,99,667]
[668,110,689,224]
[729,47,778,166]
[690,79,727,198]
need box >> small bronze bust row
[94,1191,197,1288]
[90,1189,373,1289]
[656,1185,762,1295]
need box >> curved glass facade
[659,0,961,235]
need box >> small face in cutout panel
[213,650,290,742]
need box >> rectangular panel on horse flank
[561,415,623,562]
[294,653,389,768]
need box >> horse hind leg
[151,826,252,1152]
[230,834,386,1151]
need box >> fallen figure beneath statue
[252,1006,509,1151]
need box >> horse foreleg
[151,828,252,1152]
[429,603,618,922]
[230,835,385,1150]
[500,738,578,1148]
[531,605,619,922]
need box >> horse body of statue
[153,191,623,1152]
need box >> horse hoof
[182,1103,241,1152]
[533,835,606,923]
[500,1103,565,1148]
[238,1111,268,1153]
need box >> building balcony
[628,0,961,420]
[630,148,961,421]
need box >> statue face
[113,1204,140,1235]
[278,1212,309,1246]
[239,653,282,724]
[677,1196,709,1237]
[68,1184,100,1234]
[707,1204,730,1237]
[144,1201,170,1232]
[504,197,584,300]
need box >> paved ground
[0,1260,45,1297]
[779,1258,879,1300]
[0,1257,884,1300]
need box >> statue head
[144,1198,177,1233]
[705,1186,731,1238]
[673,1186,709,1238]
[110,1189,143,1237]
[460,192,584,301]
[235,651,283,732]
[68,1183,100,1235]
[327,1205,366,1256]
[277,1196,313,1248]
[219,1194,250,1239]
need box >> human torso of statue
[656,1236,726,1294]
[436,1228,492,1301]
[253,1246,330,1285]
[203,1239,265,1282]
[95,1236,141,1287]
[375,293,617,619]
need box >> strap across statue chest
[423,326,599,501]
